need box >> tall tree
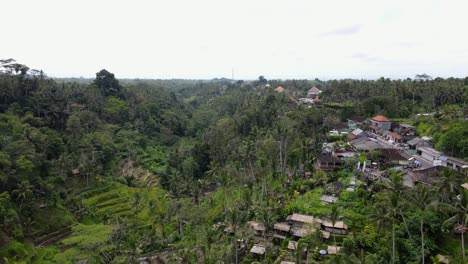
[94,69,121,97]
[442,189,468,261]
[408,185,434,264]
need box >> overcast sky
[2,0,468,79]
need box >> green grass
[285,188,331,217]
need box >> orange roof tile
[387,132,401,140]
[275,86,285,92]
[372,115,390,122]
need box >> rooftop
[407,137,423,146]
[308,86,321,94]
[320,195,338,203]
[352,128,363,135]
[274,222,291,232]
[322,220,348,229]
[348,115,366,122]
[287,241,306,251]
[386,131,402,140]
[247,221,266,232]
[287,213,315,224]
[250,245,266,255]
[275,86,285,92]
[372,115,390,122]
[380,149,406,161]
[327,246,342,255]
[446,156,468,166]
[418,147,444,157]
[290,227,312,237]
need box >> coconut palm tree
[225,206,245,264]
[329,203,343,248]
[372,192,402,264]
[12,180,34,213]
[437,168,460,203]
[441,189,467,261]
[408,185,435,264]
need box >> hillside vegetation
[0,59,467,263]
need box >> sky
[2,0,468,80]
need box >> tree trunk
[420,214,424,264]
[392,220,395,264]
[400,212,412,241]
[235,236,238,264]
[333,225,337,248]
[462,228,465,261]
[223,188,228,218]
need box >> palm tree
[12,180,34,213]
[240,188,253,219]
[372,192,401,264]
[225,207,244,264]
[256,205,278,239]
[442,189,467,261]
[408,185,434,264]
[218,170,232,218]
[387,171,412,241]
[329,203,343,248]
[437,168,460,203]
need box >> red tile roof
[275,86,285,92]
[369,125,378,130]
[348,133,357,140]
[372,115,390,122]
[387,131,401,140]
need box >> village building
[416,147,447,166]
[407,137,433,150]
[307,86,321,98]
[273,222,291,239]
[445,156,468,172]
[384,131,402,143]
[370,115,392,131]
[321,221,348,235]
[290,227,313,238]
[320,195,338,203]
[334,123,349,133]
[334,149,355,159]
[348,128,365,140]
[286,213,316,227]
[250,244,266,255]
[347,115,366,130]
[247,221,266,237]
[403,166,444,188]
[350,137,385,151]
[327,246,342,255]
[461,183,468,190]
[315,154,344,171]
[398,124,417,136]
[379,149,407,165]
[275,86,285,92]
[287,241,307,259]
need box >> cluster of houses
[316,114,468,188]
[273,85,323,106]
[245,213,347,260]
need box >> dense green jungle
[0,59,467,263]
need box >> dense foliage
[0,59,466,263]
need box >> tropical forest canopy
[0,59,467,263]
